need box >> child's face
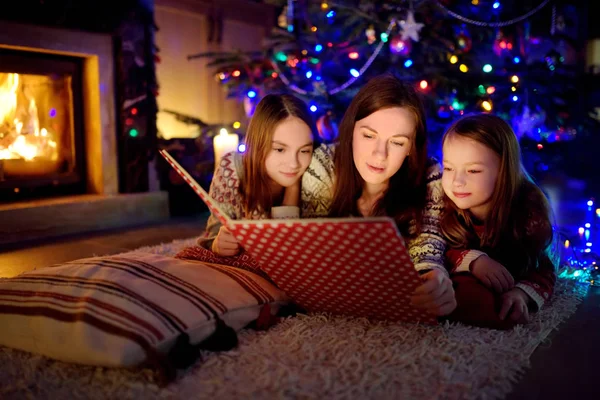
[265,116,314,188]
[441,134,500,220]
[352,107,414,189]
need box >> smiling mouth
[367,163,385,173]
[280,171,299,178]
[453,192,471,198]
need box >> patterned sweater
[197,152,299,250]
[446,222,557,311]
[301,144,447,275]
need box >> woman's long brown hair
[328,74,429,238]
[241,93,318,216]
[440,114,556,274]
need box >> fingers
[412,277,454,312]
[510,301,530,323]
[502,268,515,289]
[488,273,504,293]
[412,272,440,296]
[499,297,514,320]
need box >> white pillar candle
[213,128,239,167]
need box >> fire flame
[0,73,58,161]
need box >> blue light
[287,25,294,32]
[310,105,317,112]
[585,248,592,253]
[512,95,518,102]
[238,143,246,153]
[483,64,493,73]
[247,90,257,98]
[327,11,335,18]
[513,56,521,64]
[404,59,413,68]
[306,71,313,78]
[588,200,594,206]
[315,44,323,52]
[315,75,322,81]
[350,69,360,77]
[493,2,500,9]
[587,242,593,247]
[586,229,591,240]
[585,223,591,228]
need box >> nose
[452,170,466,187]
[372,138,387,160]
[287,152,300,170]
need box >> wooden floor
[0,213,598,399]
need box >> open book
[160,150,437,324]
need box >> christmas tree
[189,0,599,284]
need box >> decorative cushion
[175,246,269,280]
[0,253,288,381]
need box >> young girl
[302,74,456,317]
[198,94,319,256]
[440,113,557,329]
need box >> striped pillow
[0,253,288,379]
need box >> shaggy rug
[0,238,586,400]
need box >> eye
[362,132,375,139]
[273,148,285,153]
[468,169,482,174]
[300,149,313,154]
[443,167,454,172]
[390,141,405,147]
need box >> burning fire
[0,73,58,161]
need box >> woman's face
[352,107,415,188]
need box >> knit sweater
[445,222,557,311]
[197,152,299,250]
[301,144,447,275]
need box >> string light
[511,75,519,83]
[350,69,360,77]
[380,33,389,42]
[247,90,257,98]
[310,105,318,112]
[483,64,493,73]
[238,143,246,153]
[486,86,496,94]
[348,52,359,59]
[315,44,323,52]
[306,71,313,78]
[326,10,335,18]
[512,95,519,102]
[450,55,458,64]
[493,2,501,10]
[419,80,428,90]
[232,70,241,77]
[513,56,521,63]
[482,100,492,111]
[404,59,413,68]
[129,129,139,137]
[233,121,241,129]
[459,64,468,73]
[311,26,318,32]
[321,2,329,10]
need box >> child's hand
[411,269,457,316]
[499,287,531,323]
[282,179,301,207]
[471,255,515,293]
[212,226,241,256]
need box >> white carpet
[0,238,586,400]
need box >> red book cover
[160,149,437,325]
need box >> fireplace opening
[0,48,85,203]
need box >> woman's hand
[499,287,531,324]
[212,226,241,256]
[411,269,457,316]
[471,255,515,293]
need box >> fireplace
[0,19,168,247]
[0,48,85,202]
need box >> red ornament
[456,33,472,53]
